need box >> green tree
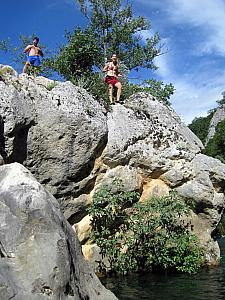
[54,0,162,77]
[54,27,100,79]
[77,0,162,68]
[205,120,225,163]
[188,112,214,145]
[120,79,174,106]
[52,0,175,105]
[216,91,225,107]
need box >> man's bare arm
[24,45,33,53]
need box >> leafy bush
[88,183,205,275]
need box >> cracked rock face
[0,65,107,211]
[1,66,225,266]
[0,163,117,300]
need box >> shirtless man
[22,36,43,74]
[102,54,122,104]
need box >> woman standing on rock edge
[102,54,122,104]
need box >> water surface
[102,238,225,300]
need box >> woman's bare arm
[102,63,110,72]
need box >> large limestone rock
[0,162,117,300]
[1,66,225,267]
[103,93,203,170]
[0,65,107,210]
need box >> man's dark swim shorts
[28,55,41,67]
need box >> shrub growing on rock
[88,183,205,275]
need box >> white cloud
[154,52,225,124]
[168,0,225,55]
[137,1,225,124]
[46,0,76,9]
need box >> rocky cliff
[0,65,225,271]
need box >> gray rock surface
[0,65,107,210]
[0,162,117,300]
[103,93,203,172]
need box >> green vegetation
[54,27,100,79]
[188,112,214,145]
[189,92,225,163]
[122,79,175,106]
[50,0,174,105]
[216,91,225,108]
[204,120,225,163]
[0,1,175,105]
[46,81,58,91]
[88,181,205,275]
[76,0,161,69]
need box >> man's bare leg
[22,62,30,74]
[115,82,122,102]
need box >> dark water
[102,238,225,300]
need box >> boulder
[0,163,117,300]
[0,66,107,209]
[103,93,203,171]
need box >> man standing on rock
[22,36,43,74]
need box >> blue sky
[1,0,225,124]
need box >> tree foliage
[1,1,174,106]
[119,79,174,106]
[51,0,174,105]
[189,91,225,146]
[76,0,161,69]
[88,181,205,275]
[188,112,214,145]
[54,27,100,79]
[204,120,225,163]
[216,91,225,107]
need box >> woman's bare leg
[108,84,113,103]
[115,82,122,102]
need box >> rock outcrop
[0,162,117,300]
[0,65,225,268]
[0,65,107,211]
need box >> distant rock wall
[206,105,225,143]
[0,65,225,269]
